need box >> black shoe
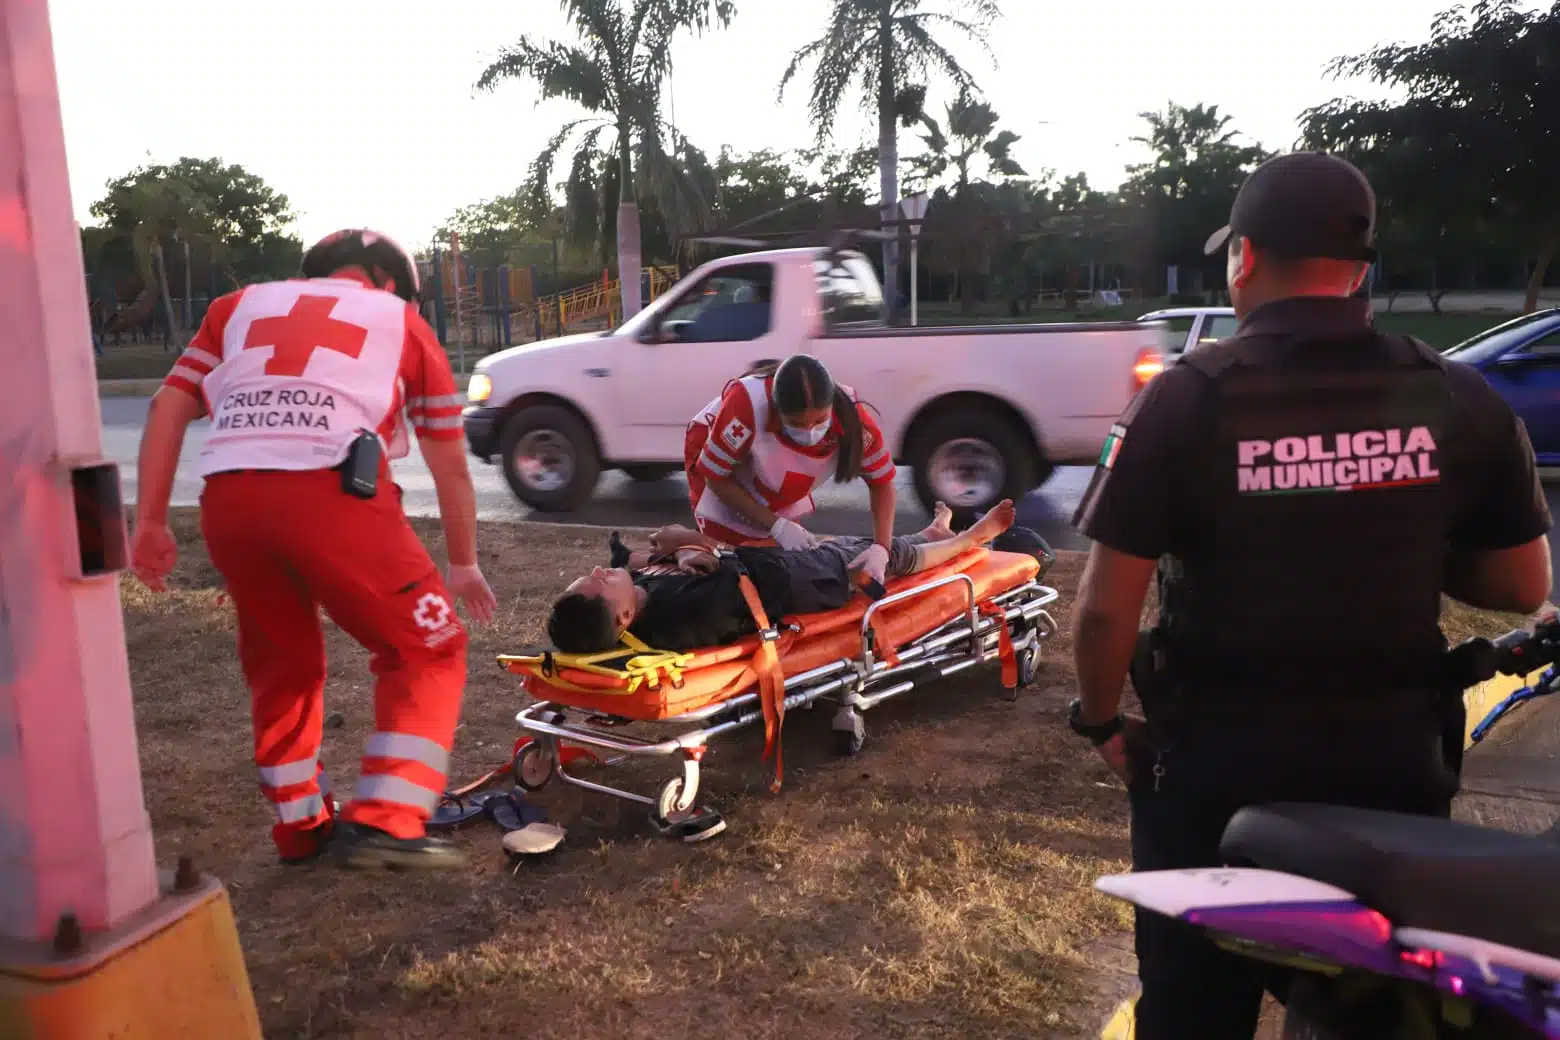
[330,822,468,871]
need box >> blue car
[1441,309,1560,465]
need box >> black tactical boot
[330,822,468,871]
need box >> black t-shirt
[1074,299,1552,559]
[626,547,794,651]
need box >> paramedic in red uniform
[129,229,498,871]
[682,355,900,587]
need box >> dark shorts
[747,535,925,616]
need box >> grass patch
[125,512,1530,1038]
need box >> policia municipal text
[1066,153,1553,1038]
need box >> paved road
[99,396,1096,549]
[102,396,1560,588]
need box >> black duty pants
[1125,707,1457,1040]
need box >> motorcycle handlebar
[1446,611,1560,688]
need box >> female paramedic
[683,354,900,588]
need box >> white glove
[769,516,818,550]
[848,542,890,586]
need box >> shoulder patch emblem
[721,417,752,452]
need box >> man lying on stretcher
[546,500,1019,654]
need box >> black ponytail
[829,386,864,483]
[771,354,862,483]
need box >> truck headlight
[467,372,492,405]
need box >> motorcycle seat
[1220,803,1560,961]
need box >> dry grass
[123,513,1530,1039]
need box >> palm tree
[779,0,1000,321]
[477,0,734,319]
[905,89,1024,193]
[905,91,1024,311]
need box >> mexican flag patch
[1099,424,1127,470]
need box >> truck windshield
[813,255,887,327]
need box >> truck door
[619,262,785,459]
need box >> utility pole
[0,2,261,1033]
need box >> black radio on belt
[340,430,382,499]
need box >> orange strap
[737,574,788,792]
[868,616,901,668]
[978,601,1018,689]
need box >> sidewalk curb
[99,379,163,397]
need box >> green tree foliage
[1303,0,1560,311]
[476,0,735,314]
[780,0,1000,317]
[707,145,878,231]
[83,158,301,336]
[1120,102,1270,291]
[905,89,1024,192]
[905,92,1025,310]
[90,157,300,287]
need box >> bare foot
[966,499,1016,545]
[917,501,955,541]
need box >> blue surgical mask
[784,420,830,446]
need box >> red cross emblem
[721,417,751,452]
[754,471,816,508]
[243,294,369,377]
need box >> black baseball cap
[1203,151,1377,263]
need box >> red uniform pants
[200,469,468,857]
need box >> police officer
[1065,152,1553,1038]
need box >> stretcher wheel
[1017,642,1042,687]
[832,708,867,756]
[514,739,556,791]
[656,775,699,824]
[834,728,867,756]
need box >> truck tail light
[1132,349,1164,393]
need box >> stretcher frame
[511,571,1060,825]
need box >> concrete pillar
[0,0,160,941]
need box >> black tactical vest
[1157,331,1456,709]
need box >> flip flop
[490,789,549,832]
[502,823,567,856]
[428,789,508,831]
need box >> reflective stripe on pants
[202,469,469,849]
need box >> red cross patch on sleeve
[721,417,751,452]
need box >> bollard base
[0,867,261,1040]
[1099,997,1136,1039]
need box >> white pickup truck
[1135,306,1238,356]
[462,246,1168,516]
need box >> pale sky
[52,0,1473,252]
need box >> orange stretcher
[499,547,1059,834]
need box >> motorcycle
[1096,615,1560,1038]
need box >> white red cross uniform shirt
[160,274,464,475]
[690,373,896,541]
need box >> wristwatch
[1068,698,1124,746]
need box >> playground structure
[418,234,679,367]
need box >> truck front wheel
[498,404,602,512]
[908,410,1049,521]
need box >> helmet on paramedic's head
[300,229,422,302]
